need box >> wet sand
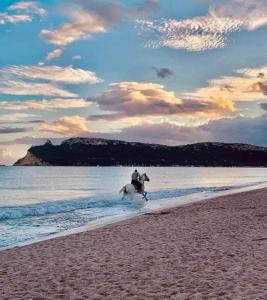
[0,188,267,300]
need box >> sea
[0,166,267,250]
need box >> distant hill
[14,137,267,167]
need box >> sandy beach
[0,188,267,300]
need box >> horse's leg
[141,191,148,202]
[120,186,127,200]
[143,193,148,201]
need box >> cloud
[0,13,32,25]
[3,113,267,149]
[40,0,159,46]
[0,65,102,84]
[0,1,46,26]
[89,82,234,120]
[138,0,267,51]
[0,136,64,146]
[0,147,13,165]
[139,0,160,12]
[0,113,39,122]
[138,16,242,51]
[200,113,267,146]
[187,65,267,102]
[103,114,267,146]
[102,122,208,145]
[0,65,102,98]
[0,127,30,134]
[211,0,267,31]
[8,1,47,17]
[0,80,77,97]
[40,9,107,46]
[41,115,90,135]
[0,98,90,111]
[72,55,81,60]
[153,67,173,79]
[46,49,64,61]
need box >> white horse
[120,173,150,201]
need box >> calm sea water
[0,166,267,249]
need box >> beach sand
[0,188,267,300]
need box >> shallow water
[0,166,267,249]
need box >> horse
[120,173,150,202]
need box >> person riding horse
[131,169,142,193]
[120,171,150,202]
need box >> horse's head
[141,173,150,182]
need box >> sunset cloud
[187,65,267,102]
[0,65,102,84]
[41,115,90,135]
[90,82,234,120]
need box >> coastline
[1,181,267,251]
[1,187,266,299]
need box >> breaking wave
[0,183,263,221]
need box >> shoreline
[1,187,266,299]
[1,181,267,251]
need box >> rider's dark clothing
[131,170,141,192]
[131,179,142,193]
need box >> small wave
[0,182,263,221]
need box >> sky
[1,0,267,164]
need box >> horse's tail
[119,186,126,194]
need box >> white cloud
[211,0,267,31]
[8,1,47,17]
[0,1,46,26]
[138,16,242,51]
[0,13,32,25]
[46,49,64,61]
[0,65,102,84]
[0,80,77,97]
[0,98,90,111]
[138,0,267,51]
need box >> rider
[131,169,142,192]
